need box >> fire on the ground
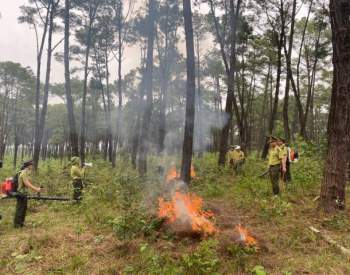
[158,167,257,247]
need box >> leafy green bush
[226,244,257,272]
[123,243,181,274]
[251,265,267,275]
[259,197,292,220]
[105,172,147,240]
[181,239,220,275]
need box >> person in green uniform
[268,137,286,195]
[227,145,245,173]
[14,160,42,228]
[70,157,85,201]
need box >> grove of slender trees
[0,0,348,211]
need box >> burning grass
[165,164,197,183]
[158,191,218,237]
[158,190,258,248]
[159,168,258,247]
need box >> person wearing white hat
[227,145,245,174]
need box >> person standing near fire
[227,145,245,174]
[70,156,85,201]
[14,160,43,228]
[268,137,286,195]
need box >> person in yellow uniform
[227,145,245,173]
[227,145,236,168]
[70,157,85,201]
[14,160,43,228]
[268,137,286,195]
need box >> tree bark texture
[33,3,50,163]
[320,0,350,212]
[80,2,98,166]
[283,0,297,142]
[261,5,285,159]
[138,0,156,176]
[33,1,57,170]
[64,0,79,157]
[180,0,196,183]
[216,0,242,166]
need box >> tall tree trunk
[138,0,156,176]
[41,130,48,161]
[131,50,147,169]
[114,15,123,160]
[180,0,196,183]
[80,17,95,166]
[115,0,124,156]
[0,84,10,159]
[33,4,50,161]
[320,0,350,212]
[91,88,99,158]
[301,24,322,139]
[196,32,204,157]
[217,0,242,166]
[33,2,56,170]
[283,0,296,141]
[156,5,172,155]
[93,48,108,161]
[290,0,313,139]
[261,13,285,159]
[105,47,114,166]
[13,89,19,170]
[259,63,271,151]
[158,74,168,154]
[64,0,79,157]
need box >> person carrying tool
[227,145,246,174]
[268,137,286,195]
[14,160,43,228]
[70,156,86,201]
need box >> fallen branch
[309,226,350,258]
[312,196,320,202]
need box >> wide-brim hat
[268,136,278,143]
[23,160,34,168]
[70,156,80,165]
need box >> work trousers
[284,161,292,182]
[232,160,244,174]
[72,179,83,201]
[269,164,281,195]
[14,195,28,228]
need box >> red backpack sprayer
[0,162,73,223]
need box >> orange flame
[191,164,197,179]
[166,166,179,183]
[159,191,217,236]
[235,224,257,246]
[166,164,197,183]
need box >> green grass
[0,153,349,274]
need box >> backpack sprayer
[0,177,72,202]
